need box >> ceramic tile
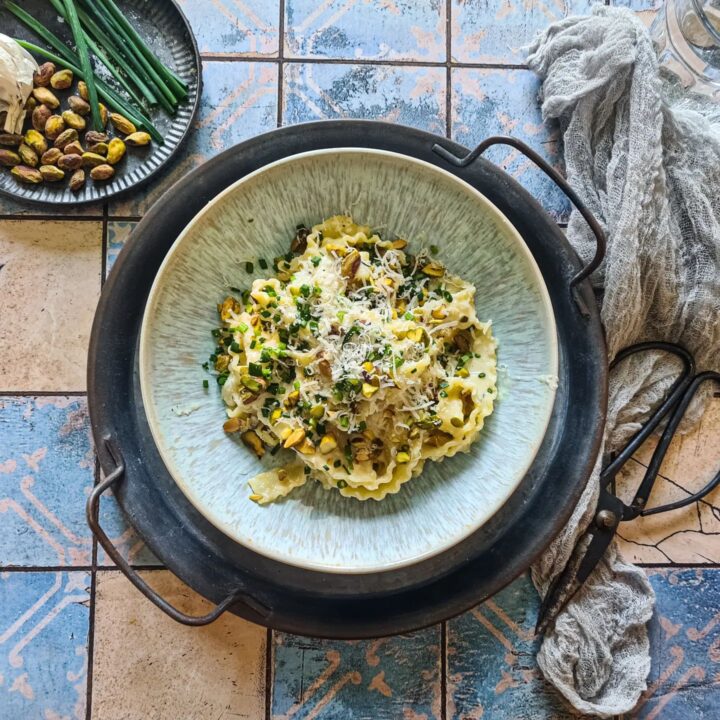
[109,62,278,216]
[0,220,102,392]
[92,570,266,720]
[284,63,447,134]
[0,194,104,217]
[272,626,441,719]
[0,570,89,720]
[451,0,597,64]
[177,0,280,56]
[0,396,94,568]
[446,574,575,719]
[451,67,570,222]
[626,568,720,718]
[285,0,446,61]
[105,221,137,279]
[616,397,720,564]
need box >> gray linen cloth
[525,6,720,717]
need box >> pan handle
[87,436,269,626]
[432,136,606,290]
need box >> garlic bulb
[0,34,39,134]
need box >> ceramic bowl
[139,148,558,574]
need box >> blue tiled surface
[285,0,447,61]
[284,63,446,134]
[5,1,720,717]
[452,0,598,64]
[0,397,94,568]
[0,571,90,720]
[177,0,280,56]
[452,67,570,221]
[272,627,441,719]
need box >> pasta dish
[209,215,497,502]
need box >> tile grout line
[445,0,452,139]
[0,390,87,396]
[85,449,102,720]
[441,621,448,720]
[100,202,109,286]
[277,0,286,129]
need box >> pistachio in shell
[58,154,84,172]
[54,128,79,150]
[39,165,65,182]
[24,129,48,156]
[33,62,55,87]
[0,149,21,167]
[85,131,109,146]
[69,169,86,192]
[41,148,63,165]
[109,113,136,135]
[82,152,107,168]
[0,133,23,147]
[124,131,151,147]
[90,164,115,181]
[106,138,126,165]
[11,165,43,184]
[88,142,109,156]
[61,111,86,132]
[78,81,89,101]
[32,104,52,132]
[24,96,37,113]
[67,95,91,116]
[18,144,39,168]
[63,141,84,156]
[32,87,60,110]
[50,68,73,90]
[44,115,66,141]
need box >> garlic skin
[0,34,39,134]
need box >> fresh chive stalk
[15,40,163,143]
[63,0,103,131]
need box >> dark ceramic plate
[0,0,200,205]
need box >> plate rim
[0,0,202,207]
[138,146,560,574]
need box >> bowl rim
[138,146,559,573]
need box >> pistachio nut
[0,149,21,167]
[84,131,109,146]
[241,430,265,458]
[33,62,55,87]
[88,142,109,156]
[63,141,84,156]
[421,261,445,278]
[82,152,106,168]
[125,131,152,147]
[106,137,126,165]
[31,104,52,132]
[24,129,48,156]
[98,103,108,127]
[58,154,84,172]
[77,80,89,101]
[18,144,39,168]
[61,111,86,131]
[40,148,62,165]
[109,113,136,135]
[0,133,23,147]
[11,165,43,184]
[50,68,73,90]
[53,128,78,150]
[24,96,37,113]
[69,169,86,193]
[90,164,115,181]
[32,87,59,110]
[39,165,65,182]
[67,95,91,116]
[45,116,66,141]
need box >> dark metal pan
[87,120,607,638]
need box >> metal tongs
[536,341,720,636]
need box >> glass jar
[650,0,720,98]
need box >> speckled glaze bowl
[139,149,558,574]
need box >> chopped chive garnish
[358,421,367,432]
[339,416,350,429]
[229,286,242,293]
[202,379,209,389]
[439,390,448,398]
[249,363,263,377]
[259,258,268,269]
[404,312,414,321]
[217,372,229,386]
[245,262,254,273]
[430,244,439,255]
[211,328,221,337]
[333,459,342,468]
[294,380,301,390]
[478,372,486,378]
[250,340,257,349]
[337,479,348,489]
[260,310,271,318]
[300,284,311,298]
[311,256,322,266]
[237,322,249,333]
[394,357,405,368]
[202,361,209,370]
[337,311,346,322]
[230,341,241,353]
